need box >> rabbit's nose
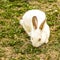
[32,43,39,47]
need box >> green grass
[0,0,60,60]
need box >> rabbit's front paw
[45,39,48,43]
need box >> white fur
[20,10,50,47]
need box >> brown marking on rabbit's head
[32,16,38,29]
[39,20,45,30]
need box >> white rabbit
[20,10,50,47]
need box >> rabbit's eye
[38,39,41,41]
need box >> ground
[0,0,60,60]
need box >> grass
[0,0,60,60]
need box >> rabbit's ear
[39,20,45,30]
[32,16,38,29]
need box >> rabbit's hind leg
[20,20,23,26]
